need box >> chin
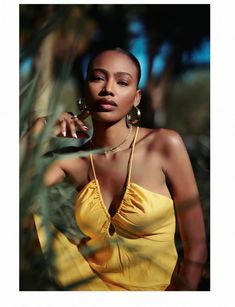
[91,111,124,124]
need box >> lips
[96,99,117,106]
[95,98,117,111]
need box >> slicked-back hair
[86,47,141,88]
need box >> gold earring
[127,106,141,126]
[77,98,87,114]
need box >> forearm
[174,243,207,290]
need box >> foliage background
[20,4,210,291]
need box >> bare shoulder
[44,149,90,187]
[138,127,185,153]
[54,150,90,170]
[157,128,185,149]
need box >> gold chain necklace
[90,125,133,153]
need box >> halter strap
[127,126,139,184]
[89,126,139,184]
[89,151,97,181]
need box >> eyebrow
[91,68,133,79]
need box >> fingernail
[62,131,66,137]
[83,126,88,130]
[73,132,78,138]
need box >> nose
[99,79,114,97]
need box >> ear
[134,89,142,107]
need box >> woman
[29,48,207,291]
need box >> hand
[165,282,187,291]
[54,109,90,139]
[165,276,195,291]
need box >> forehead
[90,51,138,78]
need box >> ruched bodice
[34,127,178,290]
[76,179,176,241]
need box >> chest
[75,149,175,238]
[89,149,166,215]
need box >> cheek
[119,90,136,108]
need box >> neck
[91,119,132,149]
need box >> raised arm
[21,110,90,187]
[22,110,90,142]
[163,130,207,290]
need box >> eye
[94,76,104,81]
[118,80,129,86]
[90,75,105,82]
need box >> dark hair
[86,47,141,87]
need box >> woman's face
[85,50,141,124]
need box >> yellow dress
[34,127,178,290]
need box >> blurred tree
[138,4,210,126]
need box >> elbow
[203,245,208,264]
[198,243,208,264]
[184,241,208,264]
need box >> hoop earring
[77,97,87,114]
[126,106,141,126]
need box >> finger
[73,117,89,132]
[61,119,67,137]
[69,115,88,131]
[67,118,78,139]
[70,115,78,119]
[58,112,71,122]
